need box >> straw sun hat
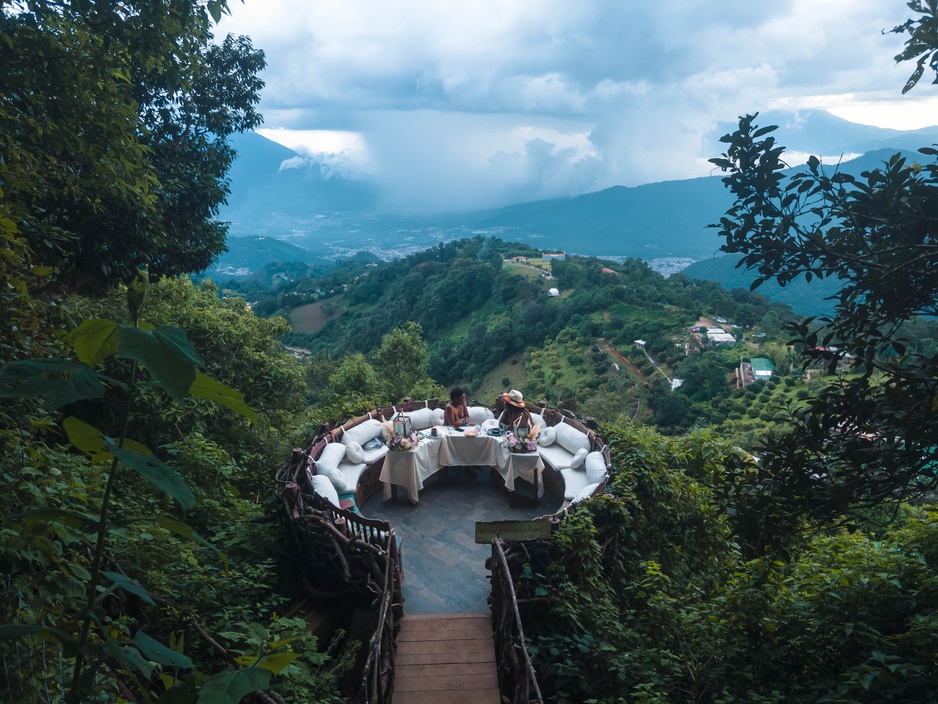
[503,389,525,407]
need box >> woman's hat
[503,389,525,407]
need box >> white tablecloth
[379,437,442,503]
[379,426,544,502]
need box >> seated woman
[499,389,532,432]
[444,387,470,427]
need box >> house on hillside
[542,252,566,261]
[739,357,774,387]
[548,288,560,297]
[705,328,736,345]
[510,256,528,263]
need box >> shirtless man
[444,387,470,427]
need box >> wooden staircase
[393,613,500,704]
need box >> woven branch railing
[360,530,398,704]
[278,482,402,704]
[490,537,545,704]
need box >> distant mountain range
[214,110,938,316]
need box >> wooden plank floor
[393,613,500,704]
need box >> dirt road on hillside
[597,338,650,387]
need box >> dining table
[379,425,544,504]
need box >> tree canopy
[0,0,265,290]
[708,5,938,524]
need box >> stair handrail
[361,526,398,704]
[490,537,545,704]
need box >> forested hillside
[0,2,350,701]
[4,1,938,703]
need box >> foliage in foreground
[0,276,345,703]
[518,423,938,704]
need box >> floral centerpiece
[382,419,419,451]
[506,422,540,453]
[506,434,538,454]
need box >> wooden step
[393,613,500,704]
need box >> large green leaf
[64,416,152,466]
[0,624,76,646]
[156,515,228,570]
[156,675,199,704]
[66,318,119,366]
[197,668,271,704]
[257,652,298,675]
[106,439,196,510]
[100,571,156,606]
[134,630,194,669]
[0,359,105,410]
[189,372,257,424]
[117,325,203,401]
[98,623,153,679]
[13,508,99,534]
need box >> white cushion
[529,413,545,430]
[341,418,386,448]
[319,465,347,493]
[360,444,388,465]
[585,451,607,484]
[554,422,590,455]
[538,444,577,471]
[537,426,557,447]
[481,418,500,430]
[572,482,600,503]
[337,460,367,492]
[345,440,364,464]
[315,443,348,493]
[467,406,495,424]
[407,407,444,430]
[570,448,588,469]
[316,442,346,469]
[311,474,340,507]
[559,467,591,501]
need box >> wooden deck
[393,613,500,704]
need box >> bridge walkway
[393,613,499,704]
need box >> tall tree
[708,4,938,523]
[0,0,264,291]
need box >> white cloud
[216,0,930,212]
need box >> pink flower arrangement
[388,431,420,451]
[507,434,538,454]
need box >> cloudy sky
[217,1,938,213]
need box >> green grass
[473,352,528,404]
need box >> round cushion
[345,440,365,464]
[537,426,557,446]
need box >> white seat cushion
[559,468,592,501]
[554,422,590,455]
[585,451,607,484]
[311,474,340,507]
[407,407,445,430]
[360,444,388,465]
[537,443,577,471]
[341,418,387,448]
[572,482,600,503]
[467,406,495,424]
[338,461,368,492]
[315,443,349,493]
